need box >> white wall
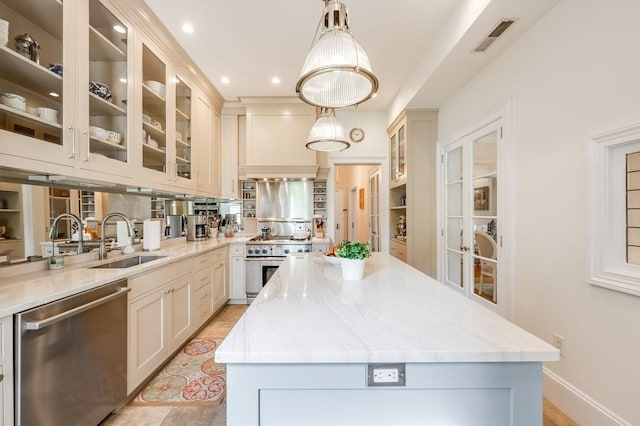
[437,1,640,423]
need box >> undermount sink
[91,255,167,269]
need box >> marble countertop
[216,252,560,364]
[0,236,252,318]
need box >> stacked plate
[0,19,8,47]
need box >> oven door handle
[25,287,131,331]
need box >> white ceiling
[144,0,560,113]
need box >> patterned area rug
[131,338,226,406]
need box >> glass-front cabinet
[389,118,406,185]
[174,76,192,186]
[0,0,70,166]
[0,0,133,177]
[83,0,130,174]
[141,44,167,178]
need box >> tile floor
[104,304,576,426]
[103,305,247,426]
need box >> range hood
[239,165,319,180]
[257,180,313,220]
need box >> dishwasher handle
[25,287,131,331]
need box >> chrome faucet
[49,213,85,254]
[100,212,133,260]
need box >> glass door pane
[398,125,405,179]
[87,0,128,162]
[0,0,64,146]
[390,133,397,181]
[175,76,192,181]
[369,169,380,252]
[444,145,464,288]
[471,130,498,304]
[142,45,167,174]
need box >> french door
[442,120,502,311]
[368,168,381,251]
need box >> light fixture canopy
[306,108,350,152]
[296,0,379,108]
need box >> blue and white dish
[48,63,63,76]
[89,81,112,101]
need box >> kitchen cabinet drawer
[230,243,244,256]
[390,239,407,263]
[193,251,212,270]
[194,266,212,291]
[129,259,191,300]
[211,246,228,264]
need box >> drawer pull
[164,287,174,294]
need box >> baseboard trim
[543,367,631,425]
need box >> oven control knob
[304,248,311,253]
[297,248,303,253]
[284,248,289,254]
[262,248,268,254]
[247,248,253,255]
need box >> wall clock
[349,127,365,143]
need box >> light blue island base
[226,361,543,426]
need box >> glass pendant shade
[296,1,379,108]
[306,108,350,152]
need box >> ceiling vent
[473,19,515,52]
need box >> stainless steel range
[245,234,312,298]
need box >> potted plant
[336,241,371,280]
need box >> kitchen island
[216,252,559,426]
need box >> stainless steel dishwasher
[15,280,130,426]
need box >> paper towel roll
[143,219,161,251]
[116,220,130,247]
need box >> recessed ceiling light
[221,76,230,85]
[49,92,60,97]
[272,77,281,85]
[182,22,194,34]
[113,25,126,34]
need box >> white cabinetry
[387,110,438,276]
[220,113,239,199]
[127,258,192,393]
[312,238,330,254]
[241,101,318,177]
[212,246,229,310]
[0,316,13,426]
[192,251,214,328]
[229,242,246,303]
[0,0,135,181]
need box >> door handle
[68,126,76,159]
[82,130,90,162]
[25,287,131,330]
[460,245,470,252]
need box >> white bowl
[0,93,26,111]
[144,80,165,98]
[323,254,342,266]
[89,125,109,140]
[37,107,58,123]
[147,138,159,149]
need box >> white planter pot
[341,258,366,280]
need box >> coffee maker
[165,215,185,238]
[186,215,209,241]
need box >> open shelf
[89,93,126,116]
[143,121,165,140]
[142,84,166,117]
[89,26,126,62]
[0,104,63,129]
[0,46,64,98]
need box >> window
[588,123,640,296]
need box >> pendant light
[306,108,350,152]
[296,0,379,108]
